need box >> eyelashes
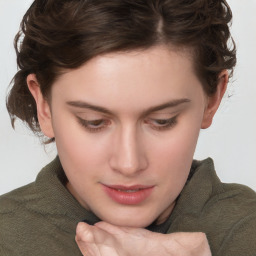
[145,115,178,131]
[76,115,178,133]
[77,117,111,132]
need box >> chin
[100,212,155,228]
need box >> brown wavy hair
[6,0,236,141]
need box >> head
[6,0,236,227]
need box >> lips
[101,184,154,205]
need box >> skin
[75,221,212,256]
[28,45,227,255]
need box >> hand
[75,221,211,256]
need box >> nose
[109,126,148,176]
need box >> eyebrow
[66,98,191,116]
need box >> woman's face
[34,46,218,227]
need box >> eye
[76,117,111,132]
[145,115,178,131]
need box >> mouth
[101,184,155,205]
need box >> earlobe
[201,70,229,129]
[27,74,55,138]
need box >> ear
[27,74,55,138]
[201,70,229,129]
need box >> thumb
[95,221,123,235]
[76,222,95,242]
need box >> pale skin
[75,221,211,256]
[27,45,228,255]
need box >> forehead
[51,46,203,111]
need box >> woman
[1,0,256,255]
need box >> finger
[76,222,117,245]
[95,221,123,235]
[96,221,141,234]
[76,222,95,243]
[77,240,101,256]
[76,223,108,256]
[75,223,94,256]
[96,221,161,246]
[169,232,208,247]
[95,221,150,239]
[167,232,211,255]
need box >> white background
[0,0,255,195]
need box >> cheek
[149,115,202,183]
[154,121,201,162]
[52,115,110,173]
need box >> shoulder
[0,183,41,255]
[212,182,256,256]
[216,182,256,216]
[169,158,256,255]
[0,158,82,256]
[0,181,37,214]
[209,181,256,234]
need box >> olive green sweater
[0,157,256,256]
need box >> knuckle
[196,232,208,244]
[76,222,94,242]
